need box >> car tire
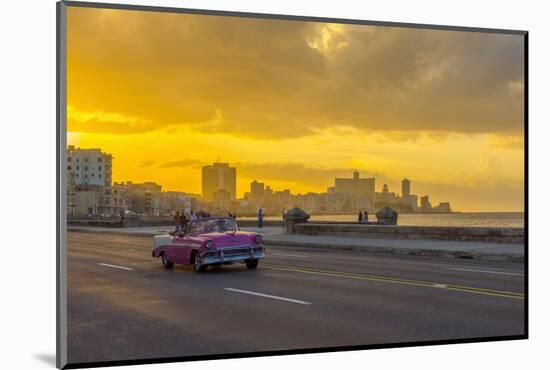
[192,252,207,273]
[161,253,174,269]
[245,259,259,270]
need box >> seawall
[293,223,524,244]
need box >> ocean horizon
[240,212,525,228]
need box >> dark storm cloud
[67,7,524,137]
[159,159,202,168]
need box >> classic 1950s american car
[152,217,265,272]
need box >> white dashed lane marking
[224,288,312,305]
[98,263,134,271]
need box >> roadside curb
[68,227,524,263]
[264,239,524,262]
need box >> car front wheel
[193,253,208,273]
[161,253,174,269]
[245,259,259,270]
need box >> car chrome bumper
[201,245,265,265]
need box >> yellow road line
[261,264,524,300]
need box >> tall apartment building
[250,180,265,201]
[401,178,411,202]
[66,146,113,216]
[420,195,432,211]
[201,162,236,201]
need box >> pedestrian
[358,210,363,223]
[258,208,264,228]
[179,213,188,234]
[119,212,125,228]
[173,211,181,233]
[190,211,197,221]
[363,210,369,223]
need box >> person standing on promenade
[173,211,181,233]
[190,211,197,222]
[179,213,188,234]
[258,208,264,228]
[358,210,363,223]
[363,210,369,223]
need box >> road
[67,231,525,365]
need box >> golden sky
[67,7,525,212]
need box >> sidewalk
[67,225,524,262]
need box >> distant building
[111,183,129,216]
[334,170,375,197]
[212,189,231,211]
[202,162,236,201]
[67,146,113,216]
[67,145,112,188]
[274,189,292,208]
[160,191,200,216]
[377,183,399,204]
[409,194,419,210]
[115,181,162,215]
[250,180,265,201]
[401,178,411,204]
[420,195,432,211]
[433,202,452,213]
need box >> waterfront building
[66,146,113,216]
[115,181,163,215]
[201,162,236,201]
[212,189,231,211]
[334,170,375,197]
[401,178,411,204]
[160,191,200,216]
[111,183,129,216]
[420,195,432,211]
[433,202,452,213]
[409,194,419,210]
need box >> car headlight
[254,235,263,245]
[205,240,214,249]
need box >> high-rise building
[201,162,237,201]
[401,178,411,202]
[67,146,112,188]
[334,170,375,196]
[420,195,432,211]
[67,146,113,216]
[250,180,265,201]
[409,194,419,210]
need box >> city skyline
[67,7,524,212]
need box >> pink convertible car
[152,217,265,272]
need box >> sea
[240,212,525,228]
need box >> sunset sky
[66,7,525,212]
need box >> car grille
[203,245,264,258]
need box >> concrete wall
[294,223,524,244]
[67,217,285,228]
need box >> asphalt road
[67,231,525,365]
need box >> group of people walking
[173,210,212,234]
[172,208,265,233]
[357,210,369,223]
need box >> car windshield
[187,218,237,234]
